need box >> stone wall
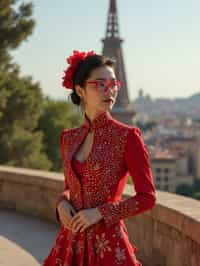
[0,165,63,222]
[0,165,200,266]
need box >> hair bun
[70,90,81,105]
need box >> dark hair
[70,54,116,106]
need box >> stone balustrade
[0,165,200,266]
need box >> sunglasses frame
[85,79,122,92]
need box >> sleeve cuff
[55,193,70,222]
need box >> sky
[11,0,200,101]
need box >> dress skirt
[42,157,142,266]
[42,219,142,266]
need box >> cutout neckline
[72,128,95,165]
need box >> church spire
[106,0,119,38]
[110,0,116,12]
[102,0,136,124]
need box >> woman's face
[76,65,119,114]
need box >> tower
[102,0,136,124]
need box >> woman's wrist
[95,207,103,220]
[58,199,67,210]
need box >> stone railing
[124,185,200,266]
[0,165,200,266]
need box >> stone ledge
[1,165,200,266]
[0,164,65,194]
[124,184,200,246]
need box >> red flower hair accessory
[62,50,96,90]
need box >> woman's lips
[103,99,113,103]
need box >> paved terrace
[0,165,200,266]
[0,208,58,265]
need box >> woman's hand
[68,208,103,233]
[57,200,77,230]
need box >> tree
[37,99,83,172]
[192,179,200,193]
[0,0,35,71]
[176,183,193,197]
[0,1,54,170]
[0,71,52,170]
[193,192,200,200]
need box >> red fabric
[97,127,156,227]
[55,130,71,223]
[42,111,156,266]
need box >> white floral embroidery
[95,232,112,258]
[115,225,124,239]
[115,246,126,264]
[112,226,125,240]
[55,257,63,266]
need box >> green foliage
[0,0,53,170]
[2,124,52,169]
[193,192,200,200]
[136,121,157,132]
[0,0,35,71]
[193,179,200,193]
[176,183,194,197]
[37,99,83,172]
[0,71,43,131]
[0,71,52,170]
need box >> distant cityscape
[131,89,200,121]
[129,89,200,195]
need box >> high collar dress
[42,111,157,266]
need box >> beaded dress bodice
[43,110,156,266]
[72,155,86,180]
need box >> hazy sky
[12,0,200,101]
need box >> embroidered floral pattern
[95,232,112,258]
[55,258,63,266]
[115,246,126,264]
[112,225,125,240]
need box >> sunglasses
[85,79,122,93]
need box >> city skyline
[11,0,200,101]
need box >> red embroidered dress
[43,111,157,266]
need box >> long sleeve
[55,130,71,222]
[97,127,157,228]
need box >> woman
[43,50,157,266]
